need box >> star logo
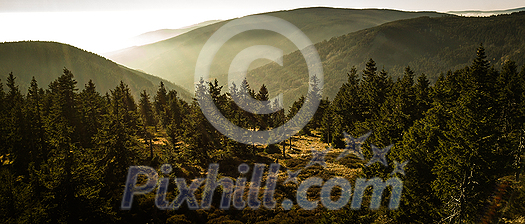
[284,169,301,184]
[336,131,372,161]
[391,160,409,176]
[365,144,392,167]
[305,146,330,168]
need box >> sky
[0,0,523,54]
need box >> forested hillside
[0,45,523,223]
[246,11,525,106]
[104,7,447,91]
[318,46,525,223]
[0,41,192,102]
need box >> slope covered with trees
[319,46,525,223]
[0,41,192,102]
[246,11,525,107]
[1,45,524,223]
[104,7,447,91]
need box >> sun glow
[0,9,247,54]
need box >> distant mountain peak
[124,20,222,48]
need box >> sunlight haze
[0,0,524,53]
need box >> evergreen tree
[256,84,270,130]
[495,61,525,179]
[360,59,391,120]
[432,45,508,222]
[238,78,257,131]
[414,73,432,119]
[0,73,33,223]
[5,72,26,175]
[390,105,447,223]
[166,90,183,149]
[374,66,417,145]
[93,81,140,219]
[288,95,308,136]
[78,80,105,148]
[181,78,221,164]
[26,77,45,163]
[41,68,110,223]
[320,104,344,148]
[167,90,183,128]
[139,90,155,127]
[304,75,325,132]
[139,90,155,159]
[0,78,6,161]
[332,67,363,131]
[154,81,169,128]
[24,77,48,215]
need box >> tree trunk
[281,141,286,158]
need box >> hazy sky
[1,0,523,53]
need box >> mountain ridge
[103,7,449,92]
[0,41,192,102]
[243,11,525,108]
[124,20,222,47]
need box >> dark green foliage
[326,46,524,223]
[331,67,363,132]
[165,89,184,148]
[79,80,106,148]
[428,45,517,222]
[256,84,270,130]
[154,81,168,128]
[247,11,525,106]
[360,59,392,121]
[320,105,344,148]
[139,90,155,128]
[1,44,524,223]
[0,41,193,102]
[413,73,432,120]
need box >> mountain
[244,11,525,106]
[104,7,447,92]
[448,6,525,17]
[125,20,222,47]
[0,41,192,102]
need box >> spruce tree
[139,90,155,159]
[331,67,363,131]
[92,81,140,219]
[139,90,155,127]
[433,45,507,222]
[154,81,169,128]
[5,72,26,175]
[256,84,270,130]
[41,68,108,223]
[0,78,6,162]
[166,90,183,151]
[181,79,220,164]
[414,73,432,120]
[78,80,105,148]
[360,59,391,120]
